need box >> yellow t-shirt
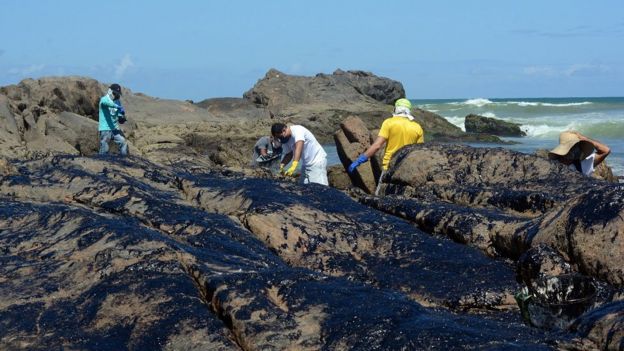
[378,116,424,170]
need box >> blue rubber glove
[348,154,369,173]
[117,106,126,115]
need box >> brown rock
[333,116,379,193]
[0,157,16,176]
[327,164,351,190]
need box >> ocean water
[326,97,624,177]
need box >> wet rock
[517,245,574,289]
[534,184,624,286]
[379,143,584,215]
[571,300,624,350]
[465,113,526,137]
[179,170,524,312]
[361,143,624,288]
[0,155,573,349]
[327,164,351,190]
[412,108,505,143]
[535,148,618,183]
[0,200,239,350]
[515,269,602,331]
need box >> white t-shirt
[568,152,595,176]
[282,125,327,166]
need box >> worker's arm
[575,132,611,166]
[100,95,122,108]
[348,136,386,173]
[283,141,303,176]
[280,152,293,168]
[291,140,304,163]
[363,136,387,158]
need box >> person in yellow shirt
[348,98,424,194]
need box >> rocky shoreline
[0,71,622,350]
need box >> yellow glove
[284,160,298,176]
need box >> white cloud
[8,64,46,75]
[564,64,610,77]
[523,64,611,78]
[523,66,555,76]
[114,54,134,79]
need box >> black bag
[118,115,127,124]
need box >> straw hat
[549,131,594,160]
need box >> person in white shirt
[548,131,611,176]
[271,123,328,186]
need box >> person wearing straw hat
[548,131,610,177]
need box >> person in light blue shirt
[99,83,128,155]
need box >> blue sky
[1,0,623,100]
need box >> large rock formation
[0,155,572,350]
[366,143,624,285]
[350,143,624,345]
[465,114,526,137]
[242,69,396,142]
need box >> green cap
[395,98,412,109]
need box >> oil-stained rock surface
[367,143,624,286]
[0,155,579,350]
[355,143,624,348]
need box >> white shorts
[300,158,328,186]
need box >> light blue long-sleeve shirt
[98,94,122,131]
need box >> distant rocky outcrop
[194,97,272,120]
[242,69,396,142]
[412,109,505,142]
[465,114,526,137]
[244,68,404,109]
